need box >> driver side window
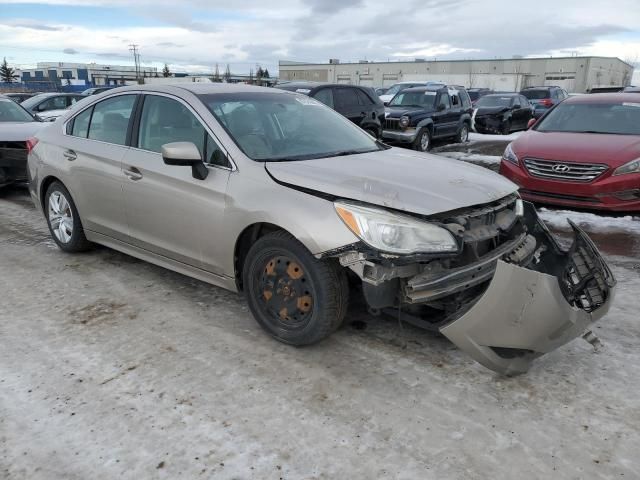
[437,93,451,110]
[138,95,230,168]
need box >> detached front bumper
[334,203,616,375]
[442,215,615,374]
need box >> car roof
[483,93,519,97]
[400,86,446,93]
[106,83,276,96]
[563,92,640,104]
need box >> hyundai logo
[552,164,570,173]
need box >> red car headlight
[502,143,519,165]
[613,158,640,176]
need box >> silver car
[27,84,616,375]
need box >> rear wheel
[243,231,349,345]
[44,181,92,252]
[456,123,470,143]
[413,128,431,152]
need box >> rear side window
[355,89,373,105]
[313,88,334,108]
[71,107,92,137]
[87,95,136,146]
[38,96,67,112]
[335,88,360,108]
[460,90,472,109]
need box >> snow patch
[468,132,522,142]
[539,208,640,233]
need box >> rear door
[62,93,137,240]
[333,87,365,125]
[122,93,231,273]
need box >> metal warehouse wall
[278,57,634,93]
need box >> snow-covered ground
[469,131,522,142]
[436,151,502,164]
[539,208,640,234]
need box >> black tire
[44,181,92,252]
[501,120,512,135]
[365,128,378,139]
[455,122,470,143]
[243,231,349,346]
[413,127,431,152]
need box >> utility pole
[129,44,140,83]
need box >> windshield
[521,89,549,100]
[536,102,640,135]
[0,98,35,122]
[389,90,437,108]
[384,84,413,96]
[199,92,383,161]
[476,96,513,107]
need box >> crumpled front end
[326,198,616,375]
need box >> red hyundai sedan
[500,93,640,212]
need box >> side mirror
[437,103,446,111]
[161,142,209,180]
[527,118,537,130]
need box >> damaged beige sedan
[28,84,615,375]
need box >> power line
[129,44,140,82]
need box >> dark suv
[520,86,568,118]
[381,85,473,151]
[275,82,385,138]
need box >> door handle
[124,167,143,181]
[63,149,77,161]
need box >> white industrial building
[18,62,159,87]
[279,56,634,93]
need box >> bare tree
[223,64,231,83]
[213,63,221,82]
[467,62,478,88]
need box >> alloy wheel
[420,132,430,151]
[48,191,74,244]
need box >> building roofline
[279,56,633,68]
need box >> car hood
[513,131,640,168]
[0,121,44,141]
[265,148,518,216]
[475,106,510,116]
[385,106,434,119]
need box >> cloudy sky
[1,0,639,74]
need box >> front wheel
[501,120,512,135]
[243,231,349,346]
[413,128,431,152]
[44,181,92,252]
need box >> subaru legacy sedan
[28,84,615,375]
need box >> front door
[121,94,230,273]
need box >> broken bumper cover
[440,221,616,375]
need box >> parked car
[467,88,493,106]
[0,97,43,187]
[81,86,117,96]
[520,86,568,118]
[473,93,533,134]
[28,84,615,375]
[2,92,36,103]
[275,82,384,138]
[379,81,444,105]
[500,93,640,212]
[382,85,473,151]
[20,93,86,118]
[375,86,389,96]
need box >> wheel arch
[234,222,294,291]
[39,175,64,211]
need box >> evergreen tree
[162,63,171,78]
[263,68,270,79]
[0,57,18,83]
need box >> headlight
[503,143,518,165]
[613,158,640,176]
[399,115,410,129]
[334,201,459,254]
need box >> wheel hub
[259,256,313,325]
